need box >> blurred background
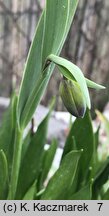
[0,0,109,115]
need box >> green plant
[0,0,107,200]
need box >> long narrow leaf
[0,94,17,176]
[68,181,92,200]
[86,78,105,90]
[17,0,79,128]
[62,135,76,160]
[23,181,37,200]
[39,139,58,188]
[41,150,82,200]
[103,188,109,200]
[64,110,94,189]
[0,150,8,199]
[16,107,52,199]
[17,13,45,127]
[93,158,109,199]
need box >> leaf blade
[17,0,79,128]
[16,108,52,199]
[41,150,82,200]
[68,181,92,200]
[86,78,106,90]
[40,139,58,188]
[0,150,8,199]
[64,110,94,189]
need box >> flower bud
[59,79,86,118]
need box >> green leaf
[42,0,69,64]
[17,13,45,128]
[41,150,82,200]
[40,139,58,188]
[21,131,32,161]
[103,188,109,200]
[23,181,37,200]
[65,110,94,188]
[0,94,17,175]
[86,78,106,90]
[35,188,45,199]
[19,75,49,128]
[48,54,91,109]
[17,0,79,128]
[93,157,109,199]
[62,135,77,160]
[0,150,8,199]
[16,109,52,199]
[42,0,79,62]
[68,181,93,200]
[90,126,100,177]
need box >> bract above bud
[59,79,86,118]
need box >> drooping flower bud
[59,79,86,118]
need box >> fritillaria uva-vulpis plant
[0,0,106,200]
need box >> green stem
[8,125,23,199]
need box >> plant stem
[8,125,23,199]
